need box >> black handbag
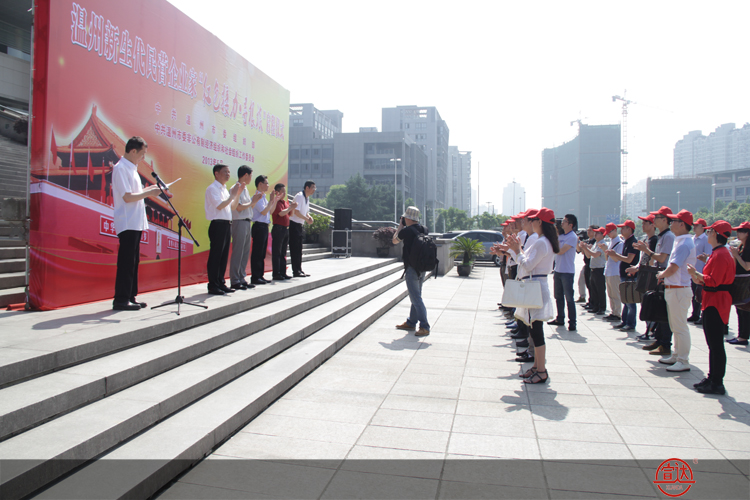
[639,288,668,323]
[619,280,643,304]
[635,265,660,294]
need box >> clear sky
[168,0,750,215]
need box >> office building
[382,106,450,211]
[646,176,712,215]
[502,181,526,217]
[448,147,472,213]
[541,124,621,227]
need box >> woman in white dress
[502,207,560,384]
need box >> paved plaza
[160,264,750,499]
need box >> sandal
[519,367,537,378]
[523,370,548,384]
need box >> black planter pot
[457,264,471,276]
[376,247,390,257]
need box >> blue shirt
[665,234,696,287]
[554,230,578,273]
[693,232,712,273]
[252,191,270,224]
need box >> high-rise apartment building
[541,124,621,227]
[674,123,750,177]
[502,181,526,217]
[448,147,472,213]
[382,106,450,211]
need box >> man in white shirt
[205,164,245,295]
[657,209,697,372]
[602,222,623,322]
[229,165,263,290]
[111,136,161,311]
[289,181,316,277]
[549,214,579,331]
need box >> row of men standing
[204,164,316,295]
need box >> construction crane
[612,92,632,219]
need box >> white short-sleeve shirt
[289,191,309,224]
[205,180,231,221]
[112,157,148,234]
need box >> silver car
[451,230,504,266]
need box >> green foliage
[473,211,506,230]
[306,213,330,236]
[449,236,486,264]
[435,207,475,232]
[315,174,408,222]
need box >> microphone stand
[150,176,207,315]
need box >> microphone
[151,172,173,198]
[151,172,168,190]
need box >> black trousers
[584,264,591,301]
[737,306,750,340]
[703,306,727,385]
[251,221,269,280]
[691,281,703,318]
[271,224,290,277]
[289,221,304,274]
[114,230,141,303]
[529,320,545,347]
[207,220,231,290]
[589,267,606,313]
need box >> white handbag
[501,279,543,309]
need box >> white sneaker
[666,361,691,372]
[658,356,677,365]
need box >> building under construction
[541,124,621,227]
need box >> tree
[435,207,474,232]
[314,174,412,222]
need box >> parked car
[450,230,504,266]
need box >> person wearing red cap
[628,214,659,341]
[634,206,675,356]
[728,221,750,346]
[602,222,623,322]
[690,218,712,324]
[498,208,559,383]
[606,220,641,331]
[548,214,579,331]
[687,220,735,394]
[656,209,697,372]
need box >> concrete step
[0,287,25,308]
[0,262,403,440]
[290,247,329,257]
[0,269,407,499]
[0,272,24,289]
[0,258,25,273]
[0,240,24,248]
[0,247,24,259]
[0,257,398,389]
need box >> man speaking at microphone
[111,136,162,311]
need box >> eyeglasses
[529,218,540,222]
[653,215,667,219]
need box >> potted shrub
[450,236,485,276]
[305,213,330,243]
[372,226,397,257]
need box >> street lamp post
[652,197,656,212]
[390,156,400,223]
[712,182,717,221]
[677,191,681,211]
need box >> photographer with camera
[393,207,431,337]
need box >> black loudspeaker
[334,208,352,230]
[332,231,348,248]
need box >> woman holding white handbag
[500,207,560,384]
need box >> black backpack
[408,230,439,278]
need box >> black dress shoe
[510,332,527,339]
[509,327,520,334]
[250,279,267,285]
[696,383,726,395]
[283,275,293,280]
[113,302,141,311]
[272,275,285,281]
[693,377,711,389]
[515,351,534,362]
[516,339,529,348]
[241,281,255,289]
[547,319,564,326]
[293,272,308,278]
[694,317,703,325]
[129,298,147,308]
[230,283,247,290]
[220,286,235,293]
[687,315,700,322]
[207,288,226,295]
[568,324,577,331]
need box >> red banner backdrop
[29,0,290,309]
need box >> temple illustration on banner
[30,105,194,261]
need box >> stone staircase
[0,134,28,308]
[0,256,408,499]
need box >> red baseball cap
[536,207,555,224]
[593,227,607,235]
[706,220,732,237]
[604,222,618,234]
[694,218,707,227]
[638,214,655,223]
[524,208,538,219]
[650,206,673,217]
[667,209,694,226]
[732,221,750,231]
[617,220,636,230]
